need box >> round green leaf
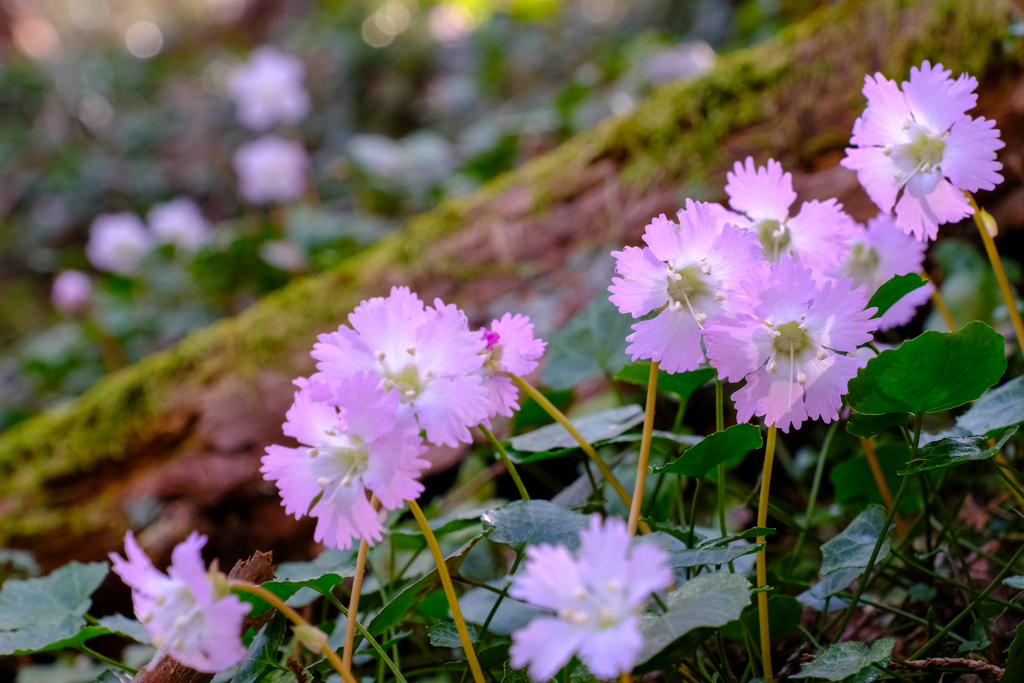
[847,321,1007,416]
[866,273,927,319]
[652,423,763,478]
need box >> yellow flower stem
[511,375,652,534]
[967,191,1024,349]
[628,361,659,536]
[925,272,958,332]
[756,424,777,683]
[479,423,530,500]
[230,581,359,683]
[343,494,380,674]
[860,437,906,537]
[619,672,630,683]
[407,498,485,683]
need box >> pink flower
[86,213,153,275]
[233,135,309,204]
[704,256,877,433]
[52,270,92,314]
[608,200,763,373]
[227,46,311,131]
[109,531,248,673]
[723,157,856,282]
[262,372,429,549]
[312,287,490,447]
[509,515,672,681]
[148,198,212,251]
[827,213,934,331]
[841,61,1004,241]
[477,313,547,422]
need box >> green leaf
[635,572,751,669]
[796,567,862,612]
[501,661,531,683]
[367,536,482,637]
[244,548,358,616]
[956,376,1024,436]
[847,321,1007,416]
[846,412,908,439]
[820,506,892,575]
[509,405,643,453]
[1003,621,1024,683]
[898,426,1017,475]
[233,613,288,683]
[866,273,927,319]
[391,506,489,540]
[482,500,589,554]
[698,527,775,548]
[831,443,920,514]
[428,621,478,647]
[540,295,636,390]
[792,639,895,681]
[957,621,991,653]
[721,595,803,647]
[653,424,763,478]
[94,615,150,644]
[615,363,716,402]
[0,561,108,655]
[1006,576,1024,590]
[670,543,764,568]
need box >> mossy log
[1,0,1022,569]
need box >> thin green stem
[78,645,138,674]
[478,556,522,641]
[324,592,408,683]
[831,474,913,644]
[909,541,1024,660]
[479,424,529,500]
[788,421,838,573]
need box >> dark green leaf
[501,661,531,683]
[509,405,643,453]
[898,426,1017,475]
[244,549,358,616]
[540,295,635,390]
[847,322,1007,416]
[1003,621,1024,683]
[482,500,589,554]
[867,273,927,319]
[635,573,751,669]
[721,595,802,647]
[643,520,699,547]
[820,506,891,575]
[0,561,108,655]
[846,412,908,438]
[428,621,478,647]
[233,613,288,683]
[956,376,1024,436]
[653,424,763,478]
[615,363,716,402]
[831,443,920,513]
[792,639,895,681]
[367,536,482,637]
[670,543,763,568]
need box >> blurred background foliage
[0,0,918,435]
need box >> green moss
[0,0,1019,541]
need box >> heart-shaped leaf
[653,424,763,478]
[847,322,1006,416]
[820,506,891,575]
[635,572,751,669]
[0,561,108,655]
[956,376,1024,436]
[482,500,589,554]
[428,621,478,647]
[846,412,908,438]
[792,639,895,681]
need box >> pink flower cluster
[263,287,545,549]
[609,61,1004,432]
